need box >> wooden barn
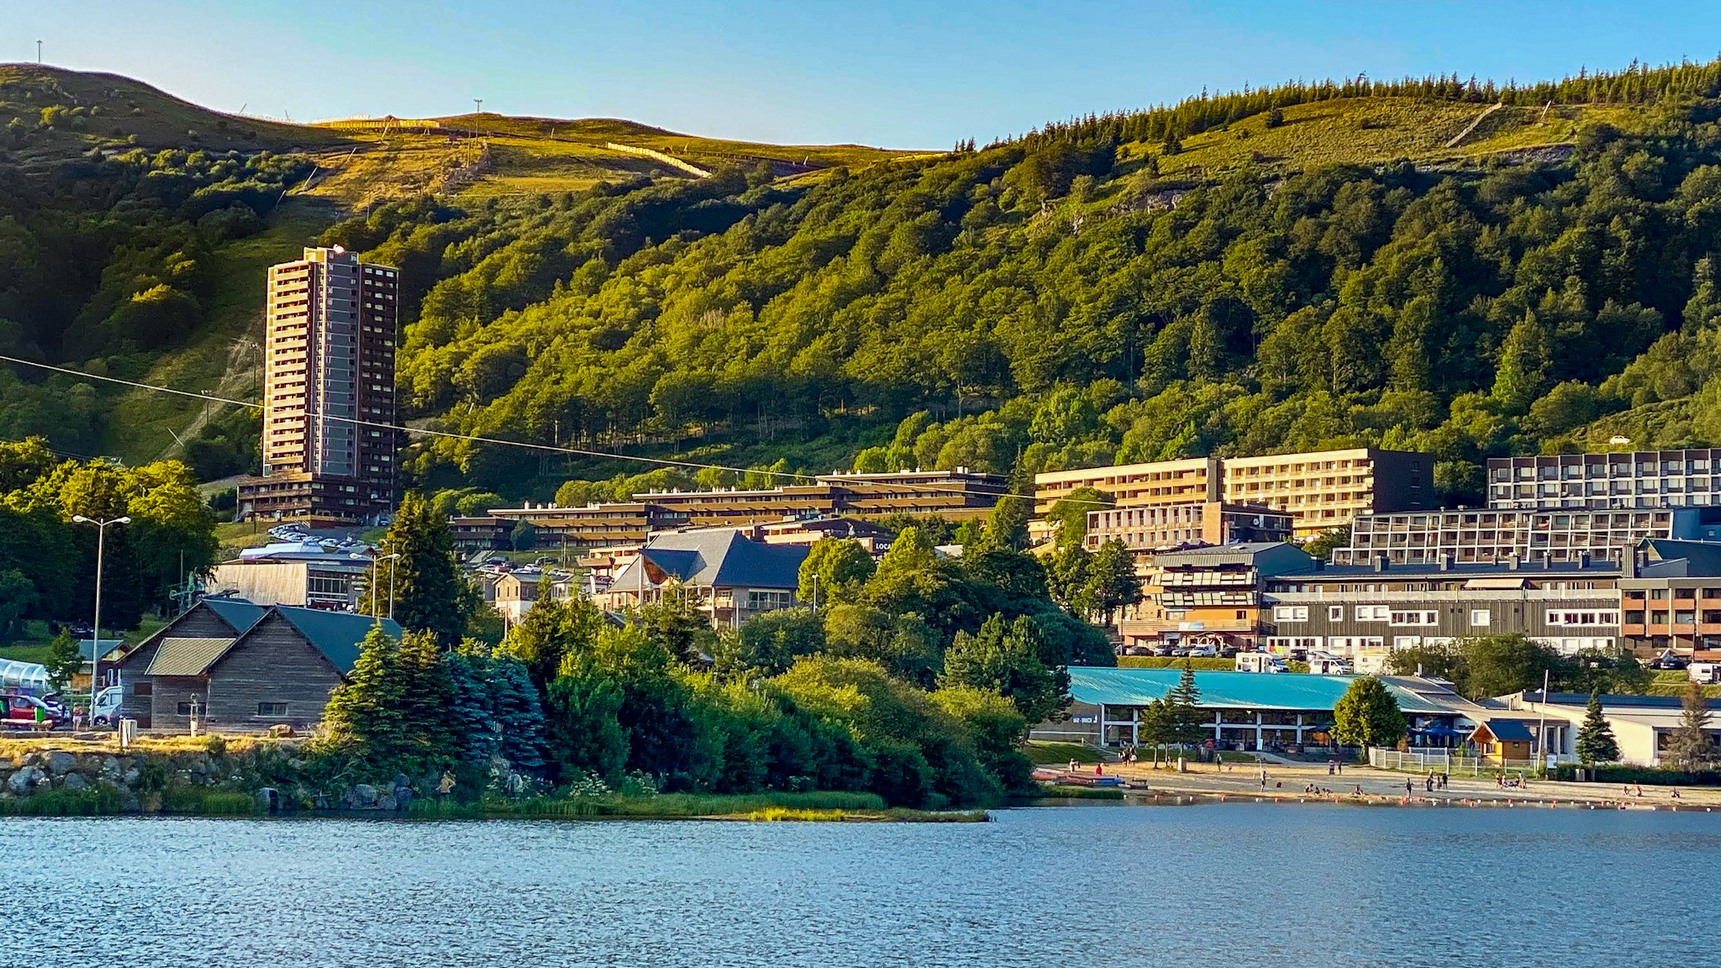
[108,598,399,731]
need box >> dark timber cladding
[108,600,396,732]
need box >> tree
[510,520,537,552]
[1299,526,1351,563]
[1083,539,1140,625]
[1042,486,1111,548]
[1667,681,1714,772]
[500,596,608,690]
[798,537,875,607]
[722,607,826,676]
[1573,690,1620,767]
[938,614,1069,724]
[44,630,81,692]
[366,492,478,647]
[322,627,407,764]
[1331,677,1407,750]
[1163,663,1207,748]
[1264,105,1285,128]
[978,496,1031,552]
[1136,697,1172,767]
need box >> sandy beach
[1093,759,1721,810]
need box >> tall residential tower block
[238,247,399,522]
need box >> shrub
[1551,764,1721,786]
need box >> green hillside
[11,58,1721,512]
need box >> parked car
[1184,643,1219,659]
[1216,646,1239,658]
[2,694,66,731]
[1689,662,1720,685]
[1150,644,1178,657]
[1651,652,1689,670]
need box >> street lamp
[71,515,130,722]
[371,552,401,621]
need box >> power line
[0,351,1103,507]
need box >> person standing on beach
[1405,778,1414,797]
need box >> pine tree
[1667,681,1714,772]
[323,626,406,764]
[1164,663,1206,747]
[1574,690,1620,766]
[395,629,458,769]
[364,492,477,647]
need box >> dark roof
[1299,560,1622,581]
[1153,542,1316,576]
[1527,690,1721,711]
[1474,718,1535,742]
[1640,539,1721,578]
[621,531,809,590]
[268,608,401,674]
[202,598,268,633]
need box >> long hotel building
[1034,448,1434,542]
[238,246,400,522]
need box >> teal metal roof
[1066,668,1455,715]
[203,598,267,633]
[271,608,401,674]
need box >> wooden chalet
[108,598,400,731]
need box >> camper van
[1307,656,1353,675]
[1689,662,1721,685]
[1235,652,1288,674]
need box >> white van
[1307,656,1353,675]
[1689,662,1721,685]
[1235,652,1288,674]
[91,685,124,726]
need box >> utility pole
[473,98,483,115]
[36,40,42,64]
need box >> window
[130,681,153,697]
[1328,605,1344,621]
[1273,605,1308,622]
[176,701,200,716]
[1470,609,1491,627]
[1390,610,1438,626]
[1355,605,1390,622]
[257,702,289,717]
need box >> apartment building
[1263,557,1623,669]
[239,246,399,522]
[1488,449,1721,510]
[1083,501,1292,553]
[1619,539,1721,655]
[1219,449,1433,539]
[1034,449,1432,545]
[1116,542,1318,650]
[1335,506,1721,566]
[486,502,670,551]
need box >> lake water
[4,802,1715,967]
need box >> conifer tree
[364,492,477,647]
[323,626,406,763]
[1668,681,1714,772]
[1574,690,1620,766]
[1164,662,1206,747]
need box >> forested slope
[13,59,1721,507]
[331,59,1721,506]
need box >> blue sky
[11,1,1721,148]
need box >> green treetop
[1332,677,1407,750]
[1573,690,1621,767]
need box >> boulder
[45,751,75,776]
[267,724,295,738]
[61,772,88,791]
[377,794,397,812]
[100,756,122,778]
[121,767,140,787]
[6,767,41,795]
[346,783,379,808]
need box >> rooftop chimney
[1438,553,1453,572]
[1374,554,1389,573]
[1508,552,1521,571]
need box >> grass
[0,786,121,816]
[1032,785,1125,801]
[404,788,915,816]
[1128,97,1648,180]
[103,197,343,462]
[159,787,260,816]
[1025,742,1106,766]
